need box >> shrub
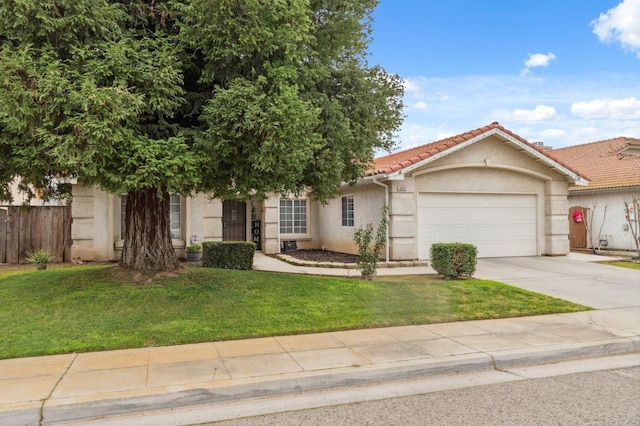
[186,244,202,252]
[26,249,53,264]
[353,204,388,280]
[430,243,477,280]
[202,241,255,270]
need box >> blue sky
[368,0,640,150]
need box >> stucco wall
[313,183,387,255]
[70,185,117,261]
[568,190,640,251]
[7,178,65,206]
[316,135,572,260]
[70,185,230,261]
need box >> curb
[274,254,430,269]
[6,337,634,425]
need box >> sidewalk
[2,254,639,425]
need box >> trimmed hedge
[202,241,255,270]
[430,243,477,280]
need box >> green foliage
[186,244,202,252]
[25,248,53,264]
[430,243,478,280]
[353,205,388,279]
[0,0,404,204]
[0,0,404,271]
[202,241,255,270]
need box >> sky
[367,0,640,150]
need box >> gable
[368,122,588,186]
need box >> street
[74,354,639,426]
[212,365,640,426]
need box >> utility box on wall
[281,240,297,252]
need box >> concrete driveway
[475,255,640,310]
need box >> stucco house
[551,137,640,252]
[69,122,589,262]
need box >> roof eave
[377,127,590,185]
[496,129,591,186]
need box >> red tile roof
[550,137,640,192]
[368,122,587,182]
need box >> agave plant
[26,249,53,269]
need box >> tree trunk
[120,188,180,273]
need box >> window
[120,195,127,240]
[279,199,307,234]
[120,193,182,240]
[169,193,181,239]
[342,195,354,227]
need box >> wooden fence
[0,206,72,264]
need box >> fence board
[0,206,72,264]
[6,208,19,263]
[0,209,6,263]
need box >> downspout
[372,180,390,262]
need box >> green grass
[0,265,590,359]
[602,260,640,270]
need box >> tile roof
[550,137,640,192]
[367,122,587,181]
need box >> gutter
[372,179,390,262]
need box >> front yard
[602,260,640,270]
[0,265,590,359]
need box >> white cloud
[414,101,427,109]
[540,128,566,140]
[403,79,421,92]
[436,132,456,140]
[394,73,640,151]
[592,0,640,57]
[520,52,556,76]
[571,96,640,119]
[512,105,558,122]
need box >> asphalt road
[211,366,640,426]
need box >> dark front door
[223,201,247,241]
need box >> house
[69,122,589,262]
[551,137,640,252]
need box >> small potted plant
[26,249,53,270]
[185,244,202,261]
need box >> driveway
[475,255,640,309]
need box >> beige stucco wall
[70,185,231,261]
[568,189,640,251]
[70,185,118,261]
[7,177,66,206]
[70,134,575,262]
[312,183,387,255]
[409,137,570,259]
[314,135,572,260]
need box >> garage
[418,192,538,259]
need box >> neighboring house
[6,177,67,206]
[70,122,589,262]
[551,137,640,252]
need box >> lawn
[0,265,590,359]
[602,260,640,270]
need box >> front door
[222,201,247,241]
[568,206,588,249]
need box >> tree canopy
[0,0,404,272]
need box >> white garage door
[418,193,538,259]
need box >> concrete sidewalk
[2,253,639,425]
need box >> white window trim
[341,194,354,227]
[279,197,311,240]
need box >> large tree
[0,0,404,273]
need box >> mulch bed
[282,249,358,264]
